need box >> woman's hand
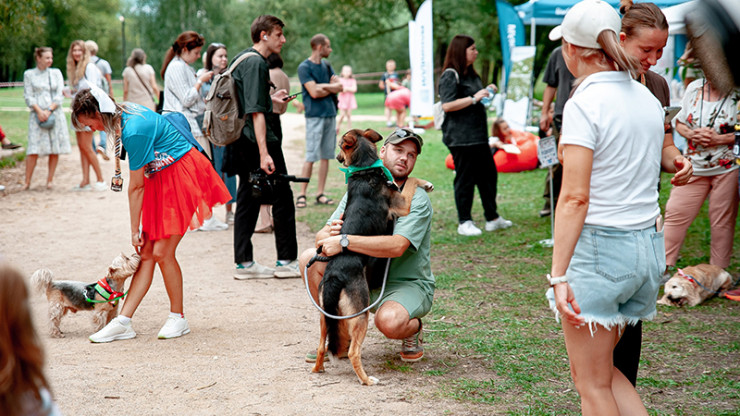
[131,231,144,253]
[670,155,693,186]
[36,108,51,122]
[473,88,489,102]
[198,70,214,84]
[553,282,585,327]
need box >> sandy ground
[0,113,479,415]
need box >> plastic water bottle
[480,86,496,108]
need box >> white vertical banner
[503,45,536,131]
[409,0,434,117]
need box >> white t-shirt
[560,71,664,230]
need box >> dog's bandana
[84,278,126,306]
[339,159,394,184]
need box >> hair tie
[89,85,116,114]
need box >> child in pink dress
[336,65,357,134]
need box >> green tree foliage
[0,0,45,81]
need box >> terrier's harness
[84,278,127,306]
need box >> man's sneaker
[457,220,482,236]
[234,262,275,280]
[157,316,190,339]
[400,323,424,362]
[485,216,513,231]
[89,316,136,343]
[274,260,301,279]
[225,211,235,225]
[199,216,228,231]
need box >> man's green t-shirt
[328,186,434,292]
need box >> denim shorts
[546,224,665,331]
[305,117,336,162]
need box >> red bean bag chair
[445,130,540,173]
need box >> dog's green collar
[338,160,394,184]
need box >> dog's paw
[362,376,379,386]
[421,181,434,192]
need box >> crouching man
[299,128,434,362]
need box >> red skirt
[141,148,231,240]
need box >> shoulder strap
[132,66,154,98]
[227,51,259,76]
[443,68,459,84]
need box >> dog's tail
[30,269,54,293]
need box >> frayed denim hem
[549,304,656,337]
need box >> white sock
[277,260,291,266]
[169,312,184,319]
[240,261,254,268]
[117,315,131,325]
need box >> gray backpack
[203,51,258,146]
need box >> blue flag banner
[496,0,525,87]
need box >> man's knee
[374,301,410,338]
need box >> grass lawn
[2,87,739,414]
[296,97,740,415]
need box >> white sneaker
[89,316,136,343]
[274,260,301,279]
[457,220,482,236]
[157,316,190,339]
[234,262,275,280]
[199,216,228,231]
[225,211,235,225]
[485,216,513,231]
[92,181,107,192]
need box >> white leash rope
[303,254,391,320]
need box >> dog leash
[304,246,391,320]
[677,268,740,298]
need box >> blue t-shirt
[297,59,336,118]
[121,104,192,174]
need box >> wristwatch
[547,274,568,286]
[340,234,350,253]
[470,96,478,105]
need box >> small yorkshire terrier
[31,253,141,338]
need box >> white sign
[409,0,434,117]
[537,136,559,168]
[503,45,535,131]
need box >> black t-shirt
[231,48,278,143]
[543,46,576,117]
[439,69,488,147]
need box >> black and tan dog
[312,129,431,385]
[31,253,141,337]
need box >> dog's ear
[362,129,383,143]
[340,132,357,151]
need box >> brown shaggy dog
[658,264,733,307]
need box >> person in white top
[66,40,106,192]
[544,1,692,414]
[161,31,227,232]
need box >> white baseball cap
[548,0,622,49]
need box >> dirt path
[0,113,478,415]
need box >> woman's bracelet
[546,274,568,286]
